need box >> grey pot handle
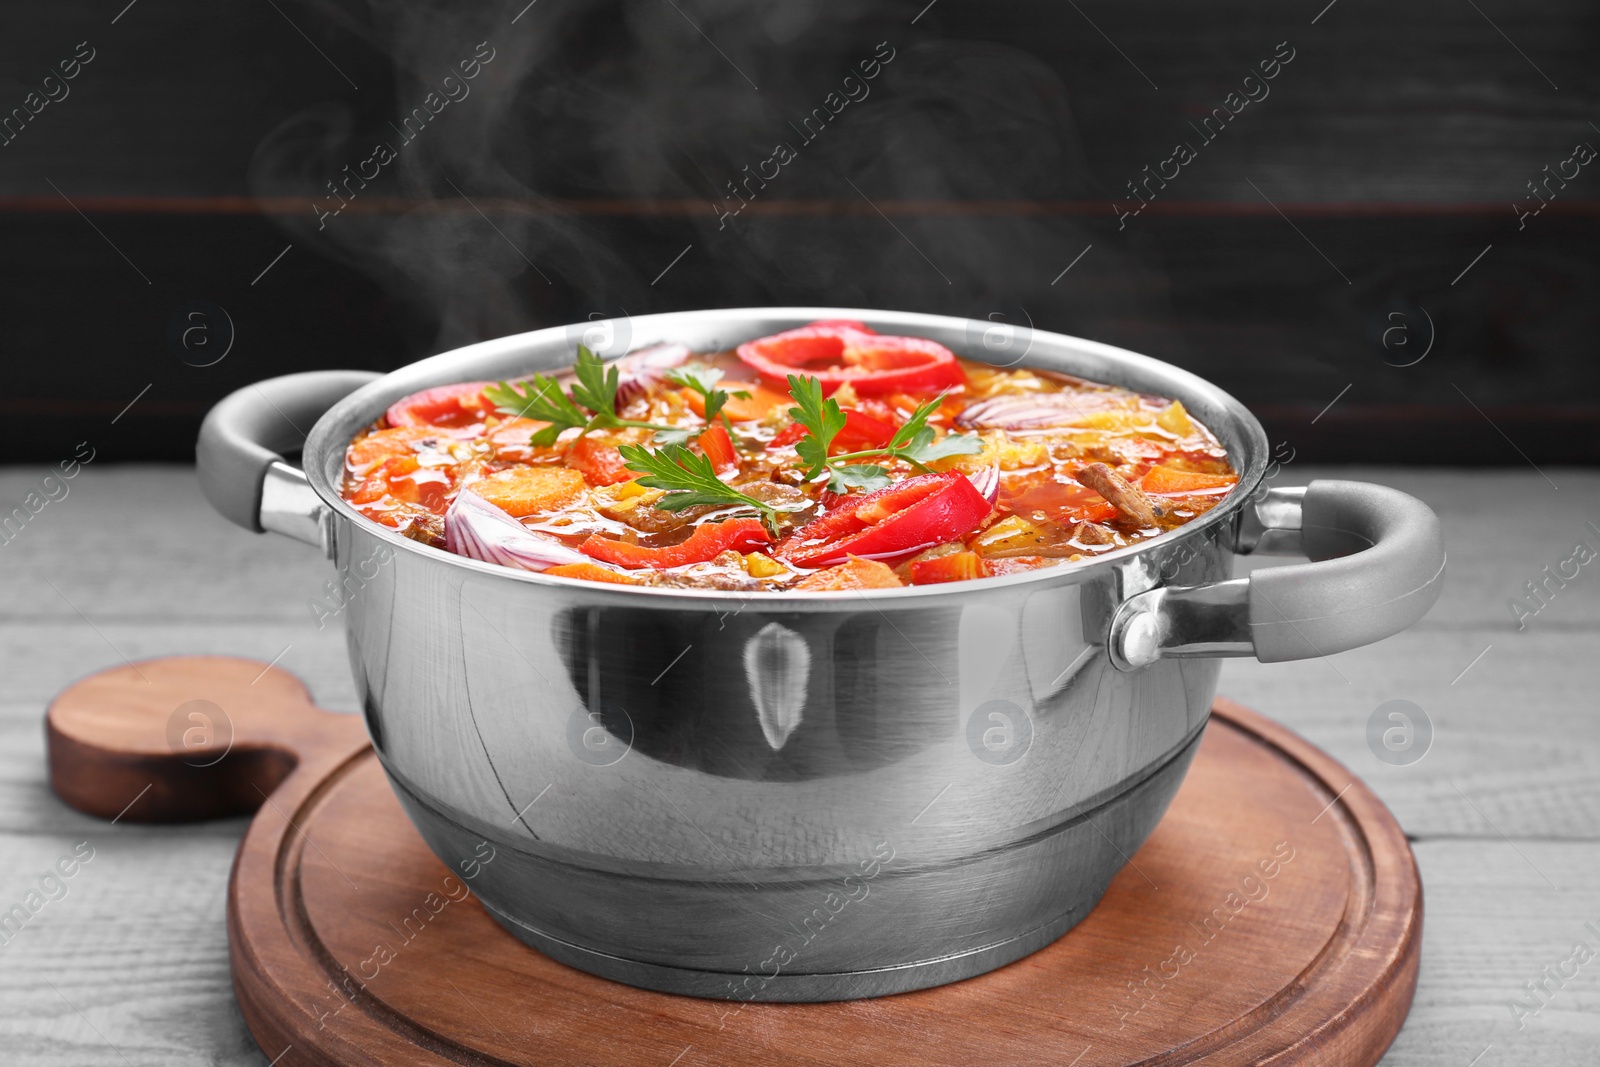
[196,371,380,546]
[1110,479,1446,669]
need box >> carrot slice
[349,455,420,505]
[544,562,638,585]
[680,382,790,422]
[468,466,586,517]
[909,551,990,585]
[1140,466,1237,495]
[487,417,556,463]
[346,426,440,472]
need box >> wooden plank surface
[0,464,1596,1064]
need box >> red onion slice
[957,392,1125,430]
[445,489,590,571]
[967,463,1000,503]
[614,343,692,407]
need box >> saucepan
[196,308,1444,1002]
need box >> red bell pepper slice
[807,319,874,334]
[767,408,897,454]
[579,518,772,569]
[783,474,941,549]
[768,421,808,449]
[696,424,739,473]
[781,472,992,568]
[385,381,495,429]
[833,408,898,452]
[565,437,635,486]
[737,322,967,396]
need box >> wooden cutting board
[46,656,1420,1066]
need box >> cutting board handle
[46,655,366,824]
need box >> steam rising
[249,1,1173,357]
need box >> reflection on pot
[554,605,960,780]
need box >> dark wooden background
[2,0,1595,463]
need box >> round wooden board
[47,656,1420,1067]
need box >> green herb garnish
[827,464,893,492]
[785,374,850,479]
[618,442,786,536]
[484,344,687,447]
[782,375,985,492]
[568,342,621,415]
[875,393,988,466]
[648,426,697,447]
[663,364,750,428]
[484,374,591,446]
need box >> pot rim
[304,306,1269,605]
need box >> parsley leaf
[886,393,945,451]
[883,394,981,463]
[899,425,985,465]
[618,442,783,534]
[664,364,737,424]
[485,344,697,447]
[828,464,892,493]
[484,375,590,447]
[649,426,697,447]
[786,374,848,477]
[780,377,983,481]
[568,344,620,417]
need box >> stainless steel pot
[197,308,1445,1002]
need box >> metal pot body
[335,506,1223,999]
[197,307,1446,1000]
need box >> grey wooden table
[0,465,1595,1065]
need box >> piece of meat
[593,483,709,534]
[636,551,762,591]
[1073,520,1116,545]
[769,466,811,488]
[737,480,818,529]
[397,511,445,547]
[795,555,904,591]
[1074,462,1165,527]
[605,501,714,535]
